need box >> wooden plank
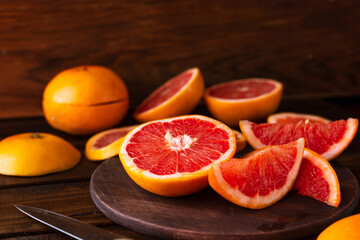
[0,1,359,118]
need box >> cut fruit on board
[119,115,236,197]
[232,129,247,153]
[85,125,138,161]
[240,118,358,160]
[293,149,341,207]
[204,78,283,126]
[208,138,305,209]
[133,68,204,123]
[267,112,331,124]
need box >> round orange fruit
[317,214,360,240]
[208,138,305,209]
[204,78,283,127]
[43,65,129,135]
[119,115,236,197]
[0,132,81,176]
[133,68,204,123]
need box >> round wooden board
[90,158,359,240]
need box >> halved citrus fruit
[85,125,138,161]
[240,118,358,160]
[317,213,360,240]
[0,132,81,176]
[133,68,204,123]
[232,129,247,153]
[293,149,341,207]
[204,78,283,126]
[208,138,305,209]
[119,115,236,197]
[268,112,330,124]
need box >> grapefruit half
[134,68,204,123]
[119,115,236,197]
[240,118,358,160]
[208,138,305,209]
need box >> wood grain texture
[0,0,359,118]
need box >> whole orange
[43,65,129,135]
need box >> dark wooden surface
[90,158,359,240]
[0,98,359,240]
[0,1,360,118]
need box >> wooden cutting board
[90,158,359,240]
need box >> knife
[14,205,132,240]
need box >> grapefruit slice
[134,68,204,123]
[267,112,330,124]
[232,129,247,153]
[240,118,358,160]
[293,149,341,207]
[204,78,283,126]
[119,115,236,197]
[85,125,138,161]
[208,138,305,209]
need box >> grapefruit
[204,78,283,126]
[119,115,236,197]
[133,68,204,123]
[240,118,358,160]
[293,149,341,207]
[0,133,81,176]
[317,214,360,240]
[268,112,330,124]
[208,138,305,209]
[85,125,138,161]
[232,129,247,153]
[43,65,129,135]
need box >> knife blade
[14,205,132,240]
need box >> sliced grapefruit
[268,112,330,124]
[85,125,138,161]
[240,118,358,160]
[232,129,247,153]
[293,148,341,207]
[204,78,283,126]
[208,138,305,209]
[134,68,204,123]
[119,115,236,197]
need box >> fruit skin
[134,68,204,123]
[119,115,236,197]
[0,133,81,176]
[208,138,305,209]
[43,65,129,135]
[204,78,283,127]
[317,214,360,240]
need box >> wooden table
[0,97,359,240]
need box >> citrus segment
[293,149,341,207]
[240,118,358,160]
[208,138,305,209]
[317,214,360,240]
[119,115,236,196]
[134,68,204,123]
[204,78,283,126]
[232,129,247,153]
[85,125,138,161]
[267,112,330,124]
[0,133,81,176]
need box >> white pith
[164,132,197,150]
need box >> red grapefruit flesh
[209,138,305,209]
[267,112,330,124]
[119,115,236,196]
[240,118,358,160]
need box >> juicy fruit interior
[125,117,232,175]
[93,130,130,149]
[208,80,275,99]
[136,71,193,113]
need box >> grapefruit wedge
[134,68,204,123]
[204,78,283,126]
[293,149,341,207]
[268,112,330,124]
[232,129,247,153]
[119,115,236,197]
[85,125,138,161]
[209,138,305,209]
[240,118,358,160]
